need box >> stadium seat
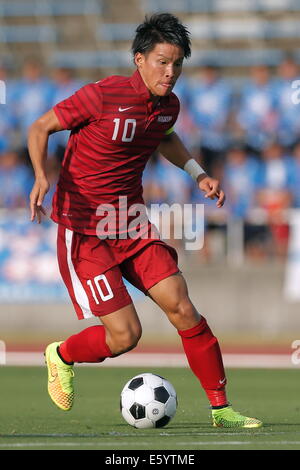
[265,19,300,39]
[51,50,132,69]
[51,47,285,69]
[98,23,137,42]
[0,25,57,43]
[212,18,265,40]
[98,17,300,43]
[257,0,294,11]
[189,48,283,67]
[213,0,258,12]
[184,20,213,41]
[0,1,38,17]
[51,0,102,16]
[143,0,210,14]
[0,0,102,17]
[184,0,211,13]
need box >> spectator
[11,58,55,161]
[0,65,17,152]
[290,141,300,208]
[186,63,233,178]
[173,74,200,154]
[0,149,33,208]
[222,142,261,219]
[274,56,300,149]
[142,152,168,205]
[50,67,83,161]
[155,154,192,205]
[143,152,193,252]
[255,140,294,259]
[222,142,268,260]
[235,65,278,154]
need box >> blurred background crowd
[1,0,300,346]
[1,0,300,267]
[1,55,300,262]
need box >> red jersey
[52,69,180,235]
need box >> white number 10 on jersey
[112,118,136,142]
[87,274,114,304]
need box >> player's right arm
[28,82,103,223]
[28,109,64,223]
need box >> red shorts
[57,225,180,319]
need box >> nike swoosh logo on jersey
[219,377,226,385]
[119,106,134,112]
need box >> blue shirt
[143,155,192,205]
[49,78,84,152]
[0,78,18,150]
[237,80,278,151]
[0,163,33,208]
[289,159,300,207]
[223,157,261,218]
[274,78,300,147]
[256,155,295,191]
[11,78,55,145]
[173,75,201,151]
[186,77,233,151]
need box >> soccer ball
[120,373,177,429]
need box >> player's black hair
[132,13,191,59]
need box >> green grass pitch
[0,366,299,450]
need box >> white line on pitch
[4,352,294,368]
[0,441,300,448]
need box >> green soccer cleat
[45,341,75,411]
[212,405,263,429]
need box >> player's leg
[45,226,141,411]
[56,225,141,361]
[99,304,142,357]
[148,272,262,428]
[122,241,227,406]
[59,302,142,363]
[122,241,262,428]
[147,272,228,408]
[45,303,141,412]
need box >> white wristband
[183,159,206,181]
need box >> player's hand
[197,175,225,208]
[29,176,50,223]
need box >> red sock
[178,317,228,407]
[59,325,113,364]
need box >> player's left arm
[157,130,225,208]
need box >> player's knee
[165,296,199,329]
[166,294,192,317]
[110,326,142,356]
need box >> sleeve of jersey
[53,83,103,130]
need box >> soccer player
[28,13,262,428]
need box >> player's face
[135,43,184,98]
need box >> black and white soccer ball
[120,373,177,429]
